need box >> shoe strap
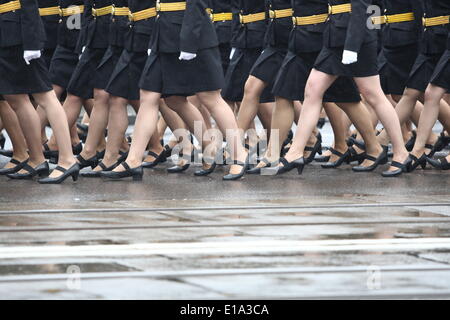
[329,148,345,158]
[425,144,434,150]
[305,141,319,152]
[147,151,159,158]
[21,163,37,175]
[98,162,107,170]
[10,158,21,165]
[122,162,131,172]
[390,161,406,170]
[43,143,51,152]
[279,157,289,167]
[54,166,67,173]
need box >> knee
[164,96,186,112]
[424,86,442,106]
[94,89,110,106]
[243,78,263,100]
[4,95,28,110]
[304,81,323,103]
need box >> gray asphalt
[0,122,450,299]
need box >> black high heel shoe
[426,157,450,170]
[0,158,28,175]
[6,161,49,180]
[321,148,350,169]
[267,157,305,176]
[81,161,120,178]
[347,136,366,150]
[0,149,13,157]
[223,159,248,181]
[167,151,194,173]
[246,158,274,174]
[409,153,427,171]
[0,133,5,149]
[194,158,217,176]
[352,147,388,172]
[405,131,417,152]
[100,162,143,181]
[347,146,365,164]
[96,149,106,160]
[43,142,58,159]
[304,138,322,164]
[76,154,98,170]
[72,142,83,155]
[381,156,412,177]
[38,163,80,184]
[142,150,167,168]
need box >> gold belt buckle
[239,13,244,24]
[128,11,134,21]
[292,16,296,26]
[92,7,97,16]
[328,4,332,15]
[156,1,161,12]
[384,14,389,24]
[111,4,115,16]
[269,10,275,19]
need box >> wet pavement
[0,122,450,299]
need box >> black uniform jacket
[419,0,450,55]
[264,0,291,49]
[149,0,218,54]
[209,0,232,44]
[124,0,155,52]
[0,0,46,50]
[230,0,267,49]
[38,0,59,49]
[289,0,328,54]
[324,0,377,53]
[380,0,422,48]
[109,0,128,47]
[76,0,112,52]
[57,0,84,48]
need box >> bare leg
[115,90,161,171]
[0,101,28,167]
[323,103,349,162]
[4,94,45,169]
[78,89,110,160]
[196,90,248,174]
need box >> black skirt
[430,50,450,91]
[139,47,224,97]
[94,45,124,90]
[0,45,52,95]
[67,47,107,99]
[378,43,419,95]
[219,42,231,75]
[273,51,361,103]
[49,45,80,89]
[314,41,379,78]
[406,52,444,92]
[250,47,287,99]
[42,48,55,70]
[222,47,274,103]
[106,50,148,101]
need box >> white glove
[179,51,197,61]
[23,50,41,65]
[148,49,152,56]
[229,47,236,60]
[342,50,358,65]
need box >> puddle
[0,262,139,276]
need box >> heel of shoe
[132,174,143,181]
[297,164,304,175]
[72,171,79,182]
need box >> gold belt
[129,7,156,21]
[423,15,450,27]
[156,1,186,12]
[92,5,113,17]
[0,0,21,14]
[372,12,415,25]
[112,6,129,16]
[212,12,233,22]
[239,12,266,24]
[61,5,85,16]
[328,3,351,15]
[269,8,293,19]
[293,13,328,26]
[39,6,60,16]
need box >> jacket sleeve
[180,0,207,53]
[344,0,369,53]
[20,0,46,50]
